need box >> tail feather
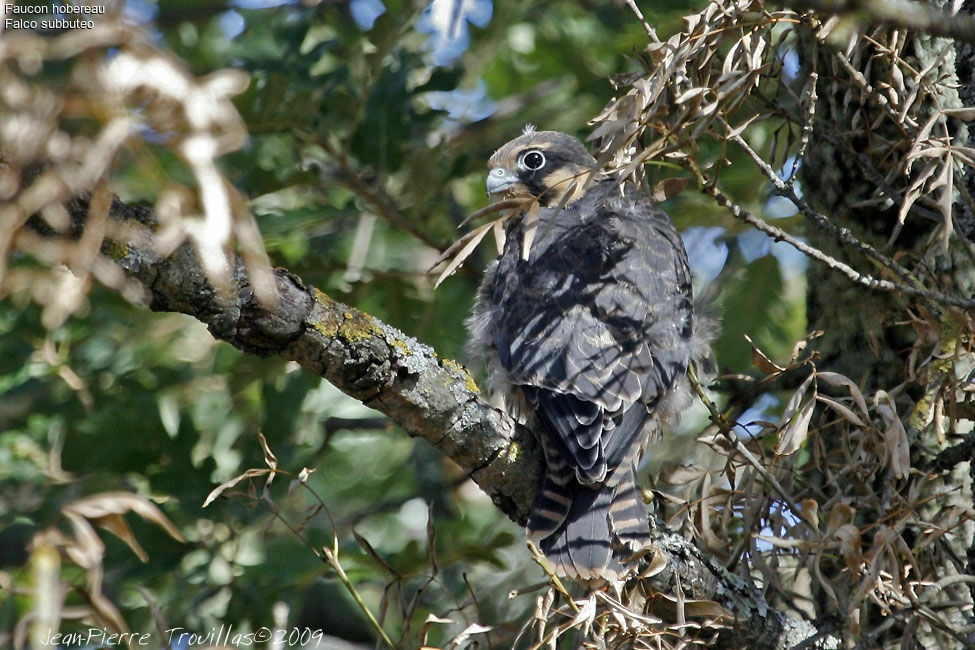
[528,474,573,539]
[609,466,653,551]
[527,464,650,581]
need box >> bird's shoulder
[494,179,686,288]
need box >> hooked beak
[486,167,520,196]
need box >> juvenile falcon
[467,127,715,580]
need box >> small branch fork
[683,120,975,313]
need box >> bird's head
[486,126,600,207]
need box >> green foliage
[719,252,792,371]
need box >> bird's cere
[486,167,520,196]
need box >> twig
[829,47,916,137]
[684,152,975,310]
[719,117,921,288]
[791,71,818,183]
[687,366,805,524]
[222,461,395,648]
[322,544,396,648]
[624,0,659,42]
[822,128,944,225]
[303,129,446,253]
[463,572,493,649]
[526,541,580,614]
[926,432,975,472]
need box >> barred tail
[526,464,651,581]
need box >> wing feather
[470,132,709,580]
[491,185,693,485]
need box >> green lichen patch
[102,240,131,261]
[312,319,339,338]
[910,313,964,431]
[312,288,333,305]
[391,338,411,356]
[311,300,387,344]
[504,440,520,464]
[337,310,384,342]
[441,358,480,393]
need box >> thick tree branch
[69,194,838,649]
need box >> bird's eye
[521,150,546,171]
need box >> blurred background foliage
[0,0,807,647]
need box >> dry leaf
[353,529,400,577]
[834,524,863,576]
[90,513,148,563]
[816,394,866,427]
[826,502,855,535]
[777,396,815,455]
[65,492,185,544]
[643,548,668,579]
[569,593,597,629]
[874,390,910,479]
[521,201,540,262]
[791,330,823,360]
[745,333,784,373]
[447,623,493,649]
[779,372,815,425]
[492,218,506,255]
[203,468,272,507]
[419,613,454,650]
[433,221,495,289]
[817,371,869,417]
[652,176,691,202]
[258,431,278,495]
[941,106,975,120]
[799,499,819,529]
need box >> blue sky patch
[418,0,493,66]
